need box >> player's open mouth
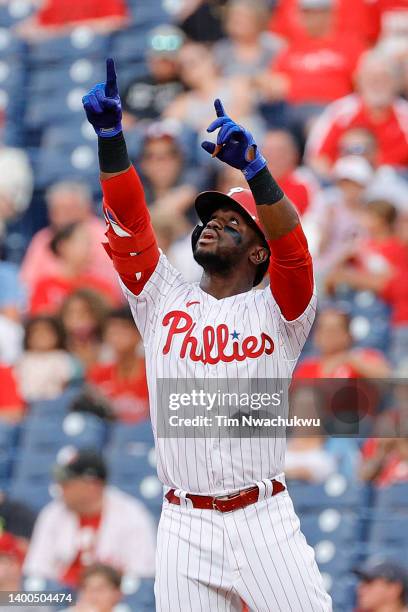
[199,229,218,244]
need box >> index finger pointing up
[105,58,118,98]
[214,98,227,118]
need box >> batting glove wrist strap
[247,166,284,206]
[98,132,130,173]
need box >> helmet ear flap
[191,224,204,252]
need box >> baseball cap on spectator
[147,25,185,57]
[0,532,25,564]
[353,560,408,602]
[53,449,107,483]
[143,119,183,144]
[365,167,408,213]
[298,0,333,8]
[332,155,374,186]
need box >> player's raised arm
[202,99,314,321]
[82,58,159,295]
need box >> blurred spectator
[269,0,377,44]
[368,0,408,45]
[306,50,408,176]
[360,438,408,485]
[0,147,33,243]
[20,180,121,303]
[150,209,202,282]
[213,0,283,78]
[0,531,53,611]
[354,560,408,612]
[63,564,123,612]
[262,129,318,216]
[369,367,408,438]
[0,314,23,366]
[16,0,128,40]
[122,25,185,128]
[325,205,408,365]
[258,0,365,117]
[176,0,227,43]
[88,307,149,423]
[165,41,260,140]
[24,450,156,587]
[348,199,399,276]
[29,222,118,315]
[295,307,391,378]
[60,289,108,371]
[337,127,379,168]
[285,386,338,482]
[216,165,248,193]
[307,156,373,277]
[15,315,81,402]
[0,364,25,424]
[137,121,200,220]
[68,389,115,423]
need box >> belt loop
[174,489,194,509]
[256,478,274,501]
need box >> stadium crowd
[0,0,408,609]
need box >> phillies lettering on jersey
[162,309,275,364]
[119,252,317,496]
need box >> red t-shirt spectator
[271,33,365,104]
[269,0,375,43]
[279,168,318,217]
[37,0,127,26]
[295,348,386,379]
[29,275,118,315]
[380,264,408,326]
[61,513,101,587]
[0,365,24,418]
[88,360,149,423]
[362,438,408,487]
[306,94,408,167]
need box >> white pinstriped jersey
[121,253,317,495]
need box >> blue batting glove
[82,58,122,137]
[201,99,266,180]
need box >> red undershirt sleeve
[268,223,314,321]
[101,166,159,295]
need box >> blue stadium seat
[109,421,154,448]
[121,577,155,612]
[0,423,20,482]
[288,475,363,513]
[329,575,357,612]
[107,434,161,519]
[28,389,81,421]
[126,0,170,24]
[21,413,107,454]
[28,30,108,65]
[301,512,359,546]
[109,24,151,63]
[369,515,408,547]
[374,483,408,512]
[10,475,53,512]
[27,60,106,99]
[12,450,55,483]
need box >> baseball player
[83,59,332,611]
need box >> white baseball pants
[154,486,332,611]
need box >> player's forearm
[99,132,148,233]
[248,167,314,320]
[99,131,159,294]
[247,166,299,240]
